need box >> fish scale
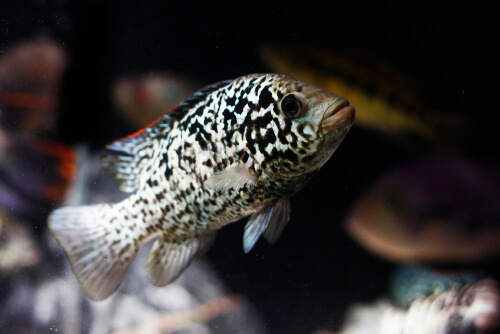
[49,73,355,300]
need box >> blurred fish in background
[0,129,77,221]
[260,41,500,334]
[260,44,463,146]
[330,156,500,333]
[0,39,77,273]
[388,266,487,309]
[112,72,200,129]
[0,39,68,137]
[344,156,500,264]
[337,277,500,334]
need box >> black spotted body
[49,74,355,300]
[142,75,306,236]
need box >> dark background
[1,2,498,333]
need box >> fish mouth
[321,99,355,132]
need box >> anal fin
[147,232,216,287]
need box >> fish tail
[48,203,144,300]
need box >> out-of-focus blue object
[389,266,486,309]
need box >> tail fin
[48,203,142,300]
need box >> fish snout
[320,98,355,133]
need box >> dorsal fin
[101,118,169,193]
[101,79,231,193]
[168,79,232,119]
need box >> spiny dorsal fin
[146,232,216,286]
[101,116,169,193]
[243,198,291,253]
[102,80,232,193]
[101,136,152,193]
[168,79,232,119]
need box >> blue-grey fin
[101,115,173,193]
[263,198,291,244]
[48,203,144,301]
[243,202,276,253]
[146,232,216,287]
[205,158,257,191]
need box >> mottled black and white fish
[49,73,355,300]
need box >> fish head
[251,75,354,180]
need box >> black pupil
[283,95,300,115]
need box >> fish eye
[281,94,303,118]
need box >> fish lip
[321,100,355,131]
[323,99,349,120]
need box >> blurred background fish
[260,44,464,146]
[337,278,500,334]
[0,38,68,137]
[0,39,77,274]
[388,266,487,309]
[0,130,77,214]
[336,156,500,333]
[112,72,200,129]
[344,156,500,264]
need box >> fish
[48,73,355,300]
[389,266,486,309]
[339,279,500,334]
[112,73,200,129]
[344,156,500,263]
[0,39,67,136]
[260,44,462,144]
[0,129,77,209]
[0,129,77,223]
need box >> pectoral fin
[205,158,257,191]
[243,198,291,253]
[263,198,291,244]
